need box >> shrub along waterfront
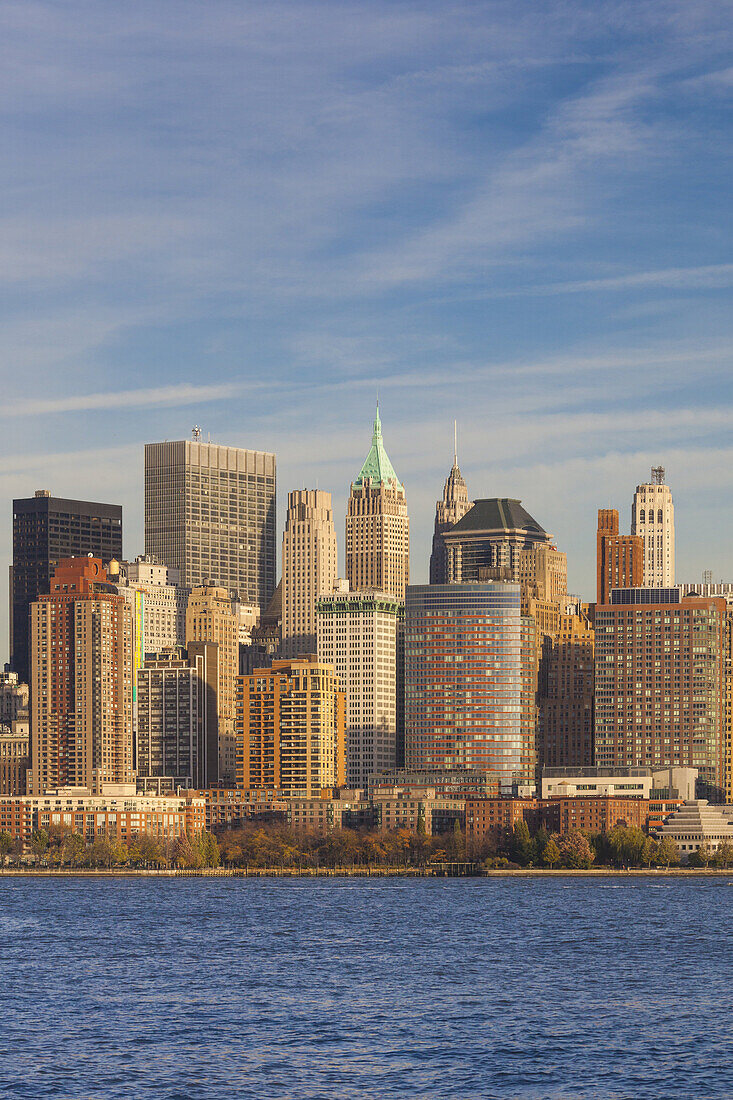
[2,820,727,872]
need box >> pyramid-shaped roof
[353,406,403,490]
[449,498,545,536]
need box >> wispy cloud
[0,381,256,418]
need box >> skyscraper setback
[429,435,472,585]
[11,491,122,685]
[282,490,338,657]
[346,407,409,600]
[144,437,276,611]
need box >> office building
[442,498,561,591]
[405,583,531,790]
[429,436,472,584]
[236,657,346,796]
[596,509,643,604]
[656,801,733,861]
[144,435,276,610]
[282,490,338,657]
[540,765,697,801]
[631,466,675,586]
[28,558,133,796]
[11,490,122,684]
[136,645,219,790]
[594,590,726,800]
[346,407,409,600]
[185,586,238,785]
[316,582,404,787]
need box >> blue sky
[1,0,732,656]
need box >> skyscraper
[144,436,276,611]
[346,407,409,600]
[596,509,643,605]
[595,589,726,799]
[282,490,338,657]
[317,583,404,787]
[631,466,675,586]
[429,429,472,585]
[405,582,531,790]
[11,491,122,685]
[442,498,562,592]
[185,586,238,785]
[136,644,219,790]
[28,558,133,796]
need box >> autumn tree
[30,829,49,864]
[558,830,594,870]
[0,831,12,865]
[543,837,561,868]
[714,840,733,868]
[655,836,679,868]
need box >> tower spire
[453,420,457,467]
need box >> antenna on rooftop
[192,425,201,441]
[454,420,458,467]
[651,465,665,485]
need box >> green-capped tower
[346,405,409,600]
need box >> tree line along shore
[1,819,730,872]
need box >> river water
[1,876,731,1098]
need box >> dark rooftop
[447,498,546,536]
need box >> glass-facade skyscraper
[405,582,531,789]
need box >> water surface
[1,876,731,1098]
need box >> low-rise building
[372,786,464,836]
[541,766,697,801]
[188,788,287,831]
[655,800,733,860]
[465,798,546,853]
[0,786,205,843]
[552,796,649,835]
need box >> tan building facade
[282,489,338,657]
[29,558,133,796]
[631,467,675,587]
[236,657,346,796]
[185,586,238,784]
[346,408,409,600]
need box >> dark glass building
[11,490,122,684]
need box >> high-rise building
[443,498,563,594]
[28,558,133,796]
[594,590,726,800]
[404,583,532,791]
[540,606,595,768]
[144,436,276,611]
[596,509,644,605]
[11,491,122,685]
[316,582,404,787]
[236,657,346,796]
[631,466,675,586]
[107,556,189,657]
[346,407,409,600]
[136,645,219,790]
[282,490,338,657]
[429,432,472,585]
[185,586,238,785]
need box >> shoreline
[1,866,731,879]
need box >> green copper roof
[353,406,403,490]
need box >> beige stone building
[631,466,675,586]
[28,558,133,796]
[185,586,238,785]
[346,407,409,600]
[282,490,338,657]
